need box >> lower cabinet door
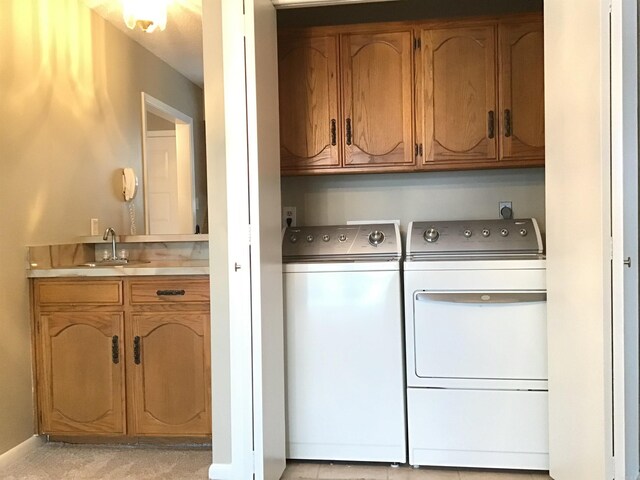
[128,312,211,436]
[39,312,126,435]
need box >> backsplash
[28,240,208,269]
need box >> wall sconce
[123,0,168,33]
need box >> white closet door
[207,0,285,479]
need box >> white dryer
[404,219,549,470]
[282,223,406,463]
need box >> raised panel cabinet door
[128,312,211,436]
[499,20,545,161]
[421,26,497,165]
[278,34,340,172]
[39,312,126,435]
[341,30,415,168]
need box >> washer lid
[282,223,401,262]
[406,218,544,260]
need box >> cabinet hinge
[414,37,421,50]
[415,143,423,157]
[419,143,423,156]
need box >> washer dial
[423,228,439,243]
[368,230,385,246]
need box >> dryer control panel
[283,223,401,262]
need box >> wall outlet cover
[282,206,296,227]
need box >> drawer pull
[133,336,141,365]
[156,289,186,296]
[112,336,120,364]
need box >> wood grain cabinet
[498,18,545,162]
[418,16,544,170]
[279,14,544,175]
[278,26,415,175]
[32,277,211,439]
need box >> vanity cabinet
[278,25,415,175]
[32,277,211,439]
[279,14,544,176]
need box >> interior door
[208,0,286,479]
[146,132,179,234]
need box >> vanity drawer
[128,278,210,305]
[37,280,123,306]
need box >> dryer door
[412,290,548,384]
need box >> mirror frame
[140,92,197,234]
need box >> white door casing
[245,1,287,479]
[611,0,639,479]
[206,0,286,479]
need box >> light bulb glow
[123,0,168,33]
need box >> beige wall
[0,0,204,455]
[282,168,545,237]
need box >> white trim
[147,130,176,138]
[140,92,197,235]
[0,436,45,470]
[209,463,236,480]
[611,0,640,478]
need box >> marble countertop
[27,260,209,278]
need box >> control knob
[423,228,439,243]
[519,228,528,237]
[306,234,314,243]
[463,229,472,238]
[322,234,330,242]
[482,229,490,237]
[368,230,385,246]
[500,228,509,237]
[289,234,298,243]
[338,234,347,242]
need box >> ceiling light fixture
[122,0,168,33]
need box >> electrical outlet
[499,201,513,219]
[282,206,296,228]
[90,218,99,236]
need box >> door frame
[610,0,639,478]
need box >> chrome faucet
[103,227,117,260]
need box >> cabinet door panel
[128,312,211,436]
[422,26,497,165]
[40,312,125,434]
[499,20,545,160]
[342,31,414,168]
[279,35,340,171]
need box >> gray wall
[282,168,546,238]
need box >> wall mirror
[141,92,204,235]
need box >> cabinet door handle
[133,336,141,365]
[156,289,185,296]
[345,118,352,145]
[504,109,512,137]
[488,110,495,139]
[330,119,337,146]
[112,335,120,364]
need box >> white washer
[282,223,406,463]
[404,219,549,470]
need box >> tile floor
[281,462,553,480]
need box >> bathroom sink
[77,260,151,268]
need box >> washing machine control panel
[283,224,401,261]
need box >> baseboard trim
[209,462,234,480]
[0,435,45,470]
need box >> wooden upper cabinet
[39,312,126,435]
[420,25,497,166]
[278,34,340,171]
[498,19,545,161]
[341,30,415,168]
